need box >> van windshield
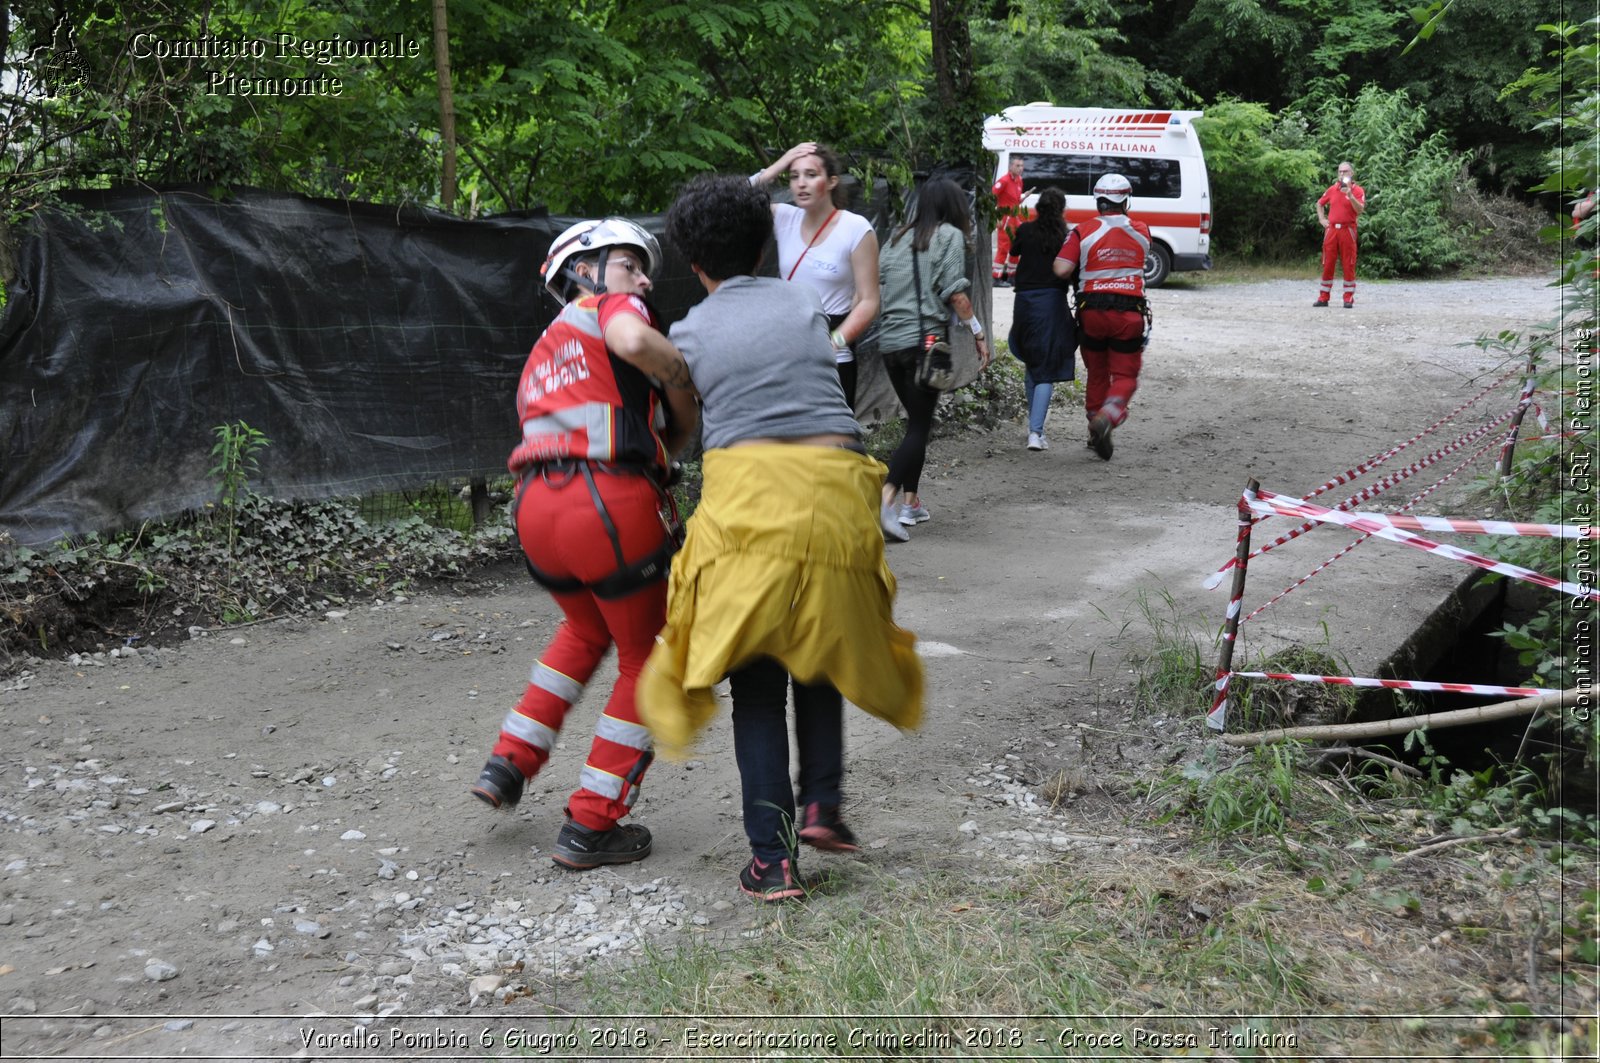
[1013,153,1182,199]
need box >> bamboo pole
[1221,685,1595,748]
[1207,478,1259,732]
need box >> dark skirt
[1008,288,1077,382]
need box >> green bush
[1194,98,1322,258]
[1306,84,1468,276]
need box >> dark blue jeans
[728,657,844,862]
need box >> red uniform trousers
[993,218,1021,278]
[492,469,668,832]
[1317,223,1358,304]
[1078,307,1145,428]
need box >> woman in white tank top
[750,142,880,410]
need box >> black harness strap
[1079,291,1147,313]
[1077,290,1154,352]
[515,460,684,599]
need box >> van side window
[1015,153,1183,199]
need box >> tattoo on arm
[657,359,694,390]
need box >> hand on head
[783,142,820,167]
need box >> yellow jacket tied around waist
[638,445,924,758]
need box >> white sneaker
[899,502,931,525]
[880,503,910,542]
[1027,432,1045,451]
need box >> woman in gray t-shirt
[648,174,922,903]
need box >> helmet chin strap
[553,248,614,302]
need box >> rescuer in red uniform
[992,155,1027,285]
[471,218,699,871]
[1053,173,1151,461]
[1313,161,1366,308]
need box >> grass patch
[0,493,515,663]
[578,812,1594,1058]
[1231,645,1362,733]
[1173,253,1318,286]
[1126,588,1217,719]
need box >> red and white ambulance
[983,105,1213,286]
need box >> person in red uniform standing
[992,156,1027,286]
[1313,161,1366,308]
[1053,173,1150,461]
[1573,189,1596,250]
[471,218,700,871]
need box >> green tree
[0,0,936,224]
[1116,0,1560,197]
[969,0,1180,113]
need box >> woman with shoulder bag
[874,178,991,541]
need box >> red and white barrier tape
[1241,435,1501,624]
[1229,671,1556,698]
[1362,512,1596,539]
[1247,490,1600,601]
[1206,691,1229,730]
[1265,367,1520,515]
[1206,412,1513,589]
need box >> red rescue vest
[1072,215,1150,298]
[507,294,670,476]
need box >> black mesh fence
[0,176,970,548]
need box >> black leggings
[883,349,941,495]
[827,312,858,411]
[836,360,858,412]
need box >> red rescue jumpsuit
[1316,181,1365,306]
[492,293,674,832]
[992,169,1024,280]
[1059,214,1151,429]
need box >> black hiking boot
[470,755,523,810]
[1089,415,1115,461]
[550,819,653,870]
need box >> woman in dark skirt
[1006,188,1077,451]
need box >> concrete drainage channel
[1344,572,1586,799]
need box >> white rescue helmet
[1093,173,1133,206]
[540,217,662,304]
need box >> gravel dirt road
[0,273,1564,1059]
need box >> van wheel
[1143,242,1172,288]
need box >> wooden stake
[1498,355,1538,478]
[1221,685,1595,748]
[1207,478,1259,732]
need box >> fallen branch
[1394,825,1523,863]
[1310,744,1423,777]
[1221,686,1595,748]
